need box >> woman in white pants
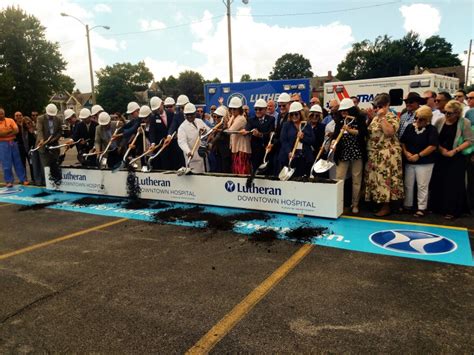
[400,105,438,217]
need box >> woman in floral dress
[364,93,404,216]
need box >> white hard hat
[254,98,267,109]
[277,93,291,103]
[214,106,227,117]
[183,103,196,115]
[164,97,175,106]
[91,104,104,116]
[289,102,303,113]
[46,103,58,116]
[64,109,75,120]
[176,94,189,106]
[339,98,355,111]
[126,101,140,114]
[310,104,323,114]
[78,108,91,119]
[228,97,243,108]
[98,112,111,126]
[150,96,163,111]
[138,105,152,118]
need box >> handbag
[457,118,474,155]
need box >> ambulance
[323,74,460,113]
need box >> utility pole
[85,24,96,104]
[466,39,472,87]
[225,0,234,83]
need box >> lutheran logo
[225,180,236,192]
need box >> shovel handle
[289,122,306,162]
[189,130,202,158]
[99,127,121,162]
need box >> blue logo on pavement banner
[225,181,236,192]
[369,230,457,255]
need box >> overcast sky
[2,0,473,91]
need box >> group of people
[1,88,473,220]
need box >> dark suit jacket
[36,114,62,152]
[73,120,98,151]
[149,112,169,145]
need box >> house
[310,71,339,100]
[49,91,93,118]
[410,65,466,87]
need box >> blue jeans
[0,141,27,184]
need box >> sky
[1,0,473,91]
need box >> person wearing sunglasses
[400,106,438,217]
[332,98,368,214]
[430,100,473,220]
[398,92,426,139]
[422,90,444,125]
[308,104,326,174]
[364,93,404,217]
[227,97,252,174]
[434,91,451,115]
[208,106,231,173]
[278,102,314,178]
[272,92,291,174]
[454,90,469,116]
[246,99,275,172]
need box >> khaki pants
[336,159,363,207]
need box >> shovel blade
[279,167,295,181]
[141,166,150,173]
[313,159,334,174]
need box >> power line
[104,15,225,37]
[237,1,401,18]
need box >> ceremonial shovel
[312,128,345,174]
[112,125,145,173]
[176,132,202,176]
[98,127,121,169]
[246,131,275,188]
[142,132,176,172]
[278,123,306,181]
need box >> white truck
[323,74,460,113]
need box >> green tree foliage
[0,6,68,115]
[177,70,205,103]
[57,74,76,93]
[240,74,252,82]
[96,61,153,113]
[337,32,461,80]
[158,75,180,99]
[269,53,313,80]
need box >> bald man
[322,99,339,125]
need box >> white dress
[177,118,210,173]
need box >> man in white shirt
[177,103,210,173]
[423,90,444,125]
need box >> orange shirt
[0,118,18,142]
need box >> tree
[240,74,252,82]
[158,75,180,99]
[336,32,461,80]
[57,74,76,93]
[269,53,313,80]
[0,6,68,115]
[96,61,153,113]
[176,70,205,103]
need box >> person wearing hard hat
[164,97,176,114]
[208,105,231,173]
[308,104,326,174]
[278,102,314,178]
[271,92,292,174]
[63,109,78,137]
[331,98,367,214]
[73,108,98,166]
[227,97,252,174]
[246,98,275,172]
[90,104,104,124]
[115,101,142,154]
[177,103,210,173]
[95,112,121,168]
[148,97,170,169]
[164,94,189,170]
[0,107,28,187]
[36,103,62,184]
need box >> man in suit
[73,108,98,166]
[246,99,275,172]
[36,103,62,184]
[149,96,172,170]
[95,112,121,168]
[164,94,188,170]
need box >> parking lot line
[0,218,128,261]
[341,215,467,231]
[186,243,314,354]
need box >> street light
[60,12,110,105]
[223,0,248,83]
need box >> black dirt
[48,164,62,187]
[32,191,51,197]
[152,201,170,209]
[285,225,328,243]
[126,165,141,200]
[18,201,58,211]
[122,199,152,210]
[73,196,121,206]
[291,176,338,184]
[248,228,279,244]
[152,207,269,232]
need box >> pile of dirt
[152,201,170,209]
[72,196,121,206]
[18,201,58,211]
[122,199,152,210]
[285,225,328,243]
[126,165,141,200]
[248,228,279,244]
[152,207,270,231]
[32,191,51,197]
